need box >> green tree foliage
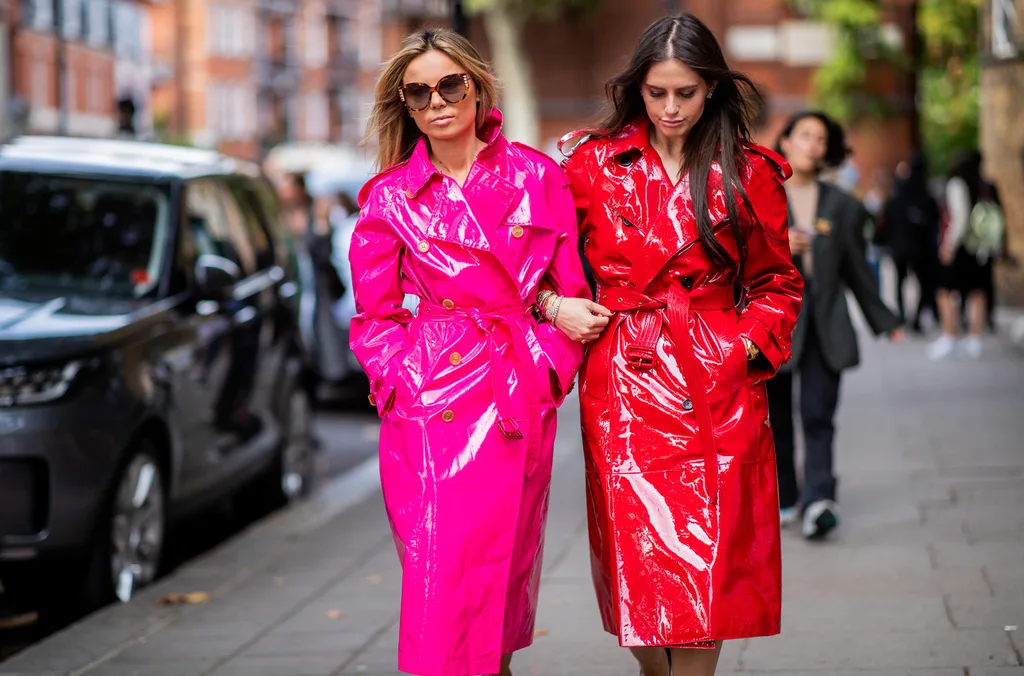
[789,0,903,121]
[793,0,980,173]
[918,0,980,172]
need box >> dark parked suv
[0,137,314,607]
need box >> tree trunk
[482,2,539,146]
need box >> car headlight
[0,361,87,407]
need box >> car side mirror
[195,254,241,300]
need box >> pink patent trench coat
[349,109,589,676]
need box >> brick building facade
[5,0,152,138]
[382,0,916,193]
[150,0,360,161]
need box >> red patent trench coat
[560,120,803,647]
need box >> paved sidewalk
[2,328,1023,676]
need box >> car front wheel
[82,441,166,609]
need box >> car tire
[234,376,315,517]
[81,440,166,611]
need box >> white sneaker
[960,336,983,359]
[927,334,957,360]
[780,507,798,528]
[802,500,839,540]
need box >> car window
[0,171,170,300]
[184,179,255,276]
[224,178,275,271]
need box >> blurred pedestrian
[769,111,902,540]
[928,150,1005,360]
[551,14,803,676]
[348,28,589,676]
[883,153,941,332]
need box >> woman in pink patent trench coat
[348,29,589,676]
[542,14,803,676]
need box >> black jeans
[767,322,843,511]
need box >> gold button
[511,225,524,239]
[442,299,455,310]
[405,187,415,199]
[441,409,455,423]
[368,393,375,405]
[417,241,430,253]
[449,352,462,365]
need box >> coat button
[442,299,455,310]
[682,399,693,411]
[511,225,524,239]
[449,352,462,365]
[405,187,415,199]
[417,240,430,253]
[368,393,375,405]
[681,276,694,290]
[441,409,455,422]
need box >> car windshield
[0,171,170,299]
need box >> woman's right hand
[552,297,613,344]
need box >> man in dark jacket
[771,112,903,540]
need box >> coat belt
[597,284,737,506]
[418,302,542,475]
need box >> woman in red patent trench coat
[539,14,803,676]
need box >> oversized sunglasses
[399,73,470,112]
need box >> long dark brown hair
[594,13,763,278]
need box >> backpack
[963,200,1006,262]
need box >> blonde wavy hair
[365,28,499,171]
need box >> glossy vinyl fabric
[349,109,589,676]
[560,119,804,647]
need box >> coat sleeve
[840,204,902,336]
[536,164,590,404]
[736,158,805,377]
[348,190,414,417]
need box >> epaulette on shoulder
[744,143,793,183]
[557,129,599,159]
[357,161,407,208]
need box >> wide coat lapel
[628,158,730,292]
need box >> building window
[62,0,83,39]
[993,0,1018,59]
[304,3,328,67]
[304,92,328,141]
[87,0,110,47]
[31,58,50,107]
[28,0,55,31]
[86,67,104,112]
[208,4,254,58]
[208,83,255,140]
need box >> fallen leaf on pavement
[326,610,343,620]
[365,575,381,586]
[158,592,211,606]
[533,629,549,637]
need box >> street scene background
[1,0,1024,674]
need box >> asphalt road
[0,401,381,662]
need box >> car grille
[0,460,48,538]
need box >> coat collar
[404,107,507,199]
[599,118,732,291]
